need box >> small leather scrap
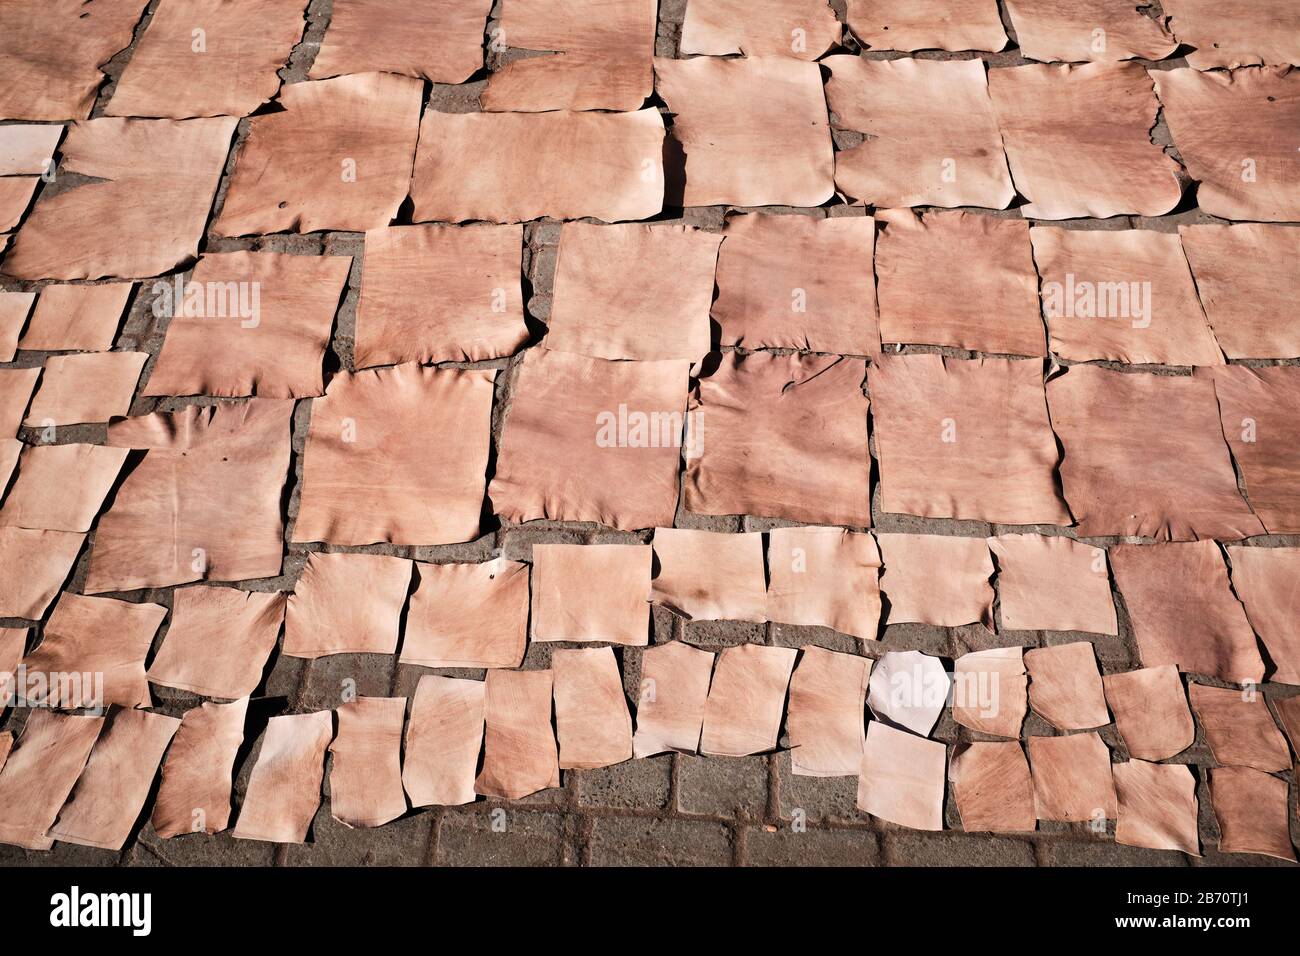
[49,707,181,851]
[328,697,407,829]
[684,352,871,528]
[765,526,882,641]
[1103,665,1193,761]
[0,710,102,850]
[147,587,285,698]
[1028,732,1117,823]
[293,364,494,547]
[867,649,950,738]
[1110,541,1264,684]
[0,367,40,436]
[1227,546,1300,685]
[152,696,248,838]
[475,669,560,800]
[878,533,994,628]
[0,177,37,233]
[0,125,63,175]
[214,73,423,236]
[654,56,834,208]
[857,721,947,831]
[546,223,721,362]
[401,558,529,669]
[1188,682,1291,772]
[553,647,634,771]
[988,534,1117,635]
[354,224,526,369]
[530,543,651,646]
[1046,366,1264,540]
[17,282,134,352]
[700,644,798,757]
[844,0,1007,51]
[0,442,128,533]
[144,251,352,399]
[1024,642,1109,731]
[284,552,411,659]
[869,354,1067,525]
[1004,0,1177,63]
[650,528,767,623]
[1113,759,1200,856]
[0,292,35,362]
[410,108,665,224]
[681,0,840,59]
[0,527,85,620]
[987,62,1182,219]
[632,642,716,759]
[232,710,333,844]
[403,676,484,808]
[1029,227,1223,366]
[825,57,1014,209]
[787,646,871,777]
[1161,0,1300,70]
[951,647,1028,739]
[1209,766,1297,862]
[490,348,688,531]
[949,741,1036,832]
[309,0,490,83]
[24,352,146,425]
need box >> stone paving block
[127,826,277,867]
[776,751,861,825]
[771,623,860,655]
[296,653,397,710]
[885,832,1038,867]
[677,754,769,819]
[744,826,881,867]
[1041,838,1191,867]
[575,757,672,812]
[284,805,433,866]
[437,808,570,867]
[685,619,766,648]
[589,816,732,866]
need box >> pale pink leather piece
[1227,546,1300,685]
[700,644,797,757]
[147,588,285,698]
[1113,759,1200,856]
[1161,0,1300,70]
[329,697,407,829]
[232,710,333,844]
[878,533,994,628]
[309,0,490,83]
[0,442,128,532]
[0,710,102,850]
[951,647,1028,739]
[1027,732,1117,822]
[531,543,651,647]
[475,669,560,800]
[152,697,249,838]
[1209,766,1297,861]
[989,534,1117,635]
[651,528,767,623]
[631,642,716,758]
[0,292,35,362]
[1024,642,1110,731]
[1004,0,1177,62]
[682,0,839,59]
[0,177,37,233]
[401,558,528,669]
[857,721,947,830]
[17,282,133,352]
[1188,682,1291,772]
[867,649,950,738]
[0,125,63,176]
[284,552,411,659]
[766,526,882,642]
[23,352,146,425]
[553,647,634,771]
[787,646,871,777]
[0,528,85,620]
[1102,665,1195,762]
[845,0,1007,51]
[949,741,1035,832]
[0,367,40,436]
[403,676,484,808]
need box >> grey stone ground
[0,0,1296,866]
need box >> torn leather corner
[213,73,423,237]
[845,0,1007,51]
[17,282,134,353]
[949,741,1035,832]
[650,528,766,623]
[878,533,994,628]
[292,364,494,547]
[654,56,834,208]
[988,534,1117,635]
[0,125,64,176]
[531,543,651,646]
[553,647,634,771]
[0,292,35,362]
[329,697,407,829]
[232,710,333,844]
[0,710,102,850]
[1113,759,1200,856]
[1209,766,1297,862]
[1024,642,1110,731]
[857,721,947,830]
[310,0,490,84]
[951,647,1028,739]
[0,366,41,437]
[354,224,526,369]
[632,642,716,758]
[152,696,249,838]
[475,669,560,801]
[1004,0,1177,63]
[0,443,128,533]
[766,526,882,642]
[987,62,1182,219]
[1046,366,1264,540]
[681,0,840,60]
[867,650,950,738]
[23,351,146,426]
[1027,732,1117,823]
[403,676,484,808]
[410,108,665,224]
[787,646,871,777]
[700,644,797,757]
[1102,665,1195,761]
[1188,682,1291,772]
[489,348,688,531]
[684,352,871,528]
[0,177,38,233]
[1161,0,1300,71]
[546,223,721,362]
[401,558,528,669]
[284,552,411,659]
[147,588,285,699]
[0,527,85,620]
[1227,546,1300,685]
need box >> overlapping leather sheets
[1161,0,1300,71]
[949,741,1035,832]
[293,364,494,547]
[700,643,797,757]
[1227,547,1300,685]
[490,349,687,530]
[1110,541,1264,684]
[329,697,406,828]
[1113,760,1200,855]
[553,647,634,770]
[0,367,41,436]
[0,177,38,233]
[1153,67,1299,222]
[632,641,716,758]
[681,0,839,59]
[1004,0,1177,63]
[1027,732,1116,822]
[1024,642,1109,731]
[152,697,248,837]
[214,73,422,237]
[0,292,35,362]
[0,527,85,620]
[1209,766,1296,861]
[867,650,949,737]
[765,526,881,641]
[401,559,529,669]
[654,56,834,208]
[1187,682,1291,772]
[147,587,285,698]
[0,710,102,850]
[1101,665,1194,761]
[1046,367,1264,540]
[786,646,871,777]
[88,399,293,592]
[410,109,665,224]
[650,528,766,623]
[0,125,63,176]
[878,533,994,628]
[0,0,148,121]
[284,552,411,658]
[0,442,127,532]
[844,0,1007,52]
[711,214,877,356]
[1,117,236,280]
[23,352,146,425]
[857,721,946,831]
[145,251,351,398]
[546,223,721,362]
[403,676,484,808]
[309,0,490,83]
[951,648,1028,739]
[684,352,870,527]
[870,354,1066,525]
[988,534,1117,634]
[987,62,1181,219]
[1030,227,1223,365]
[475,669,560,800]
[824,58,1014,209]
[874,211,1041,354]
[530,543,650,646]
[482,0,655,112]
[17,282,134,352]
[353,224,526,369]
[232,710,332,844]
[105,0,306,118]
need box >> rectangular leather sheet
[786,646,871,777]
[410,109,665,224]
[546,223,721,362]
[1162,0,1300,70]
[650,528,767,623]
[0,442,128,533]
[49,707,181,850]
[878,533,995,628]
[951,647,1028,739]
[292,364,494,547]
[1187,682,1291,772]
[475,669,560,800]
[309,0,490,84]
[24,351,146,425]
[87,399,293,593]
[530,543,651,646]
[632,642,716,758]
[489,348,688,531]
[1113,760,1200,856]
[988,534,1117,634]
[869,354,1068,525]
[1046,366,1264,540]
[401,558,529,669]
[0,177,38,233]
[1101,665,1195,761]
[1030,227,1223,366]
[17,282,134,352]
[1024,642,1109,731]
[0,125,63,175]
[354,224,527,369]
[845,0,1006,51]
[825,57,1014,209]
[684,352,871,528]
[1004,0,1177,63]
[654,56,834,208]
[152,696,248,838]
[1,117,237,281]
[328,697,407,829]
[146,587,285,698]
[1110,541,1264,684]
[0,366,41,436]
[1227,546,1300,685]
[553,647,634,770]
[1027,732,1116,822]
[284,552,411,658]
[987,62,1182,219]
[0,628,25,703]
[105,0,307,118]
[856,721,947,831]
[1209,766,1297,862]
[214,73,422,237]
[766,526,882,641]
[0,710,102,850]
[700,644,797,757]
[0,292,35,362]
[403,676,484,808]
[231,710,333,844]
[681,0,840,60]
[949,741,1035,832]
[144,251,352,399]
[712,213,878,356]
[0,527,85,620]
